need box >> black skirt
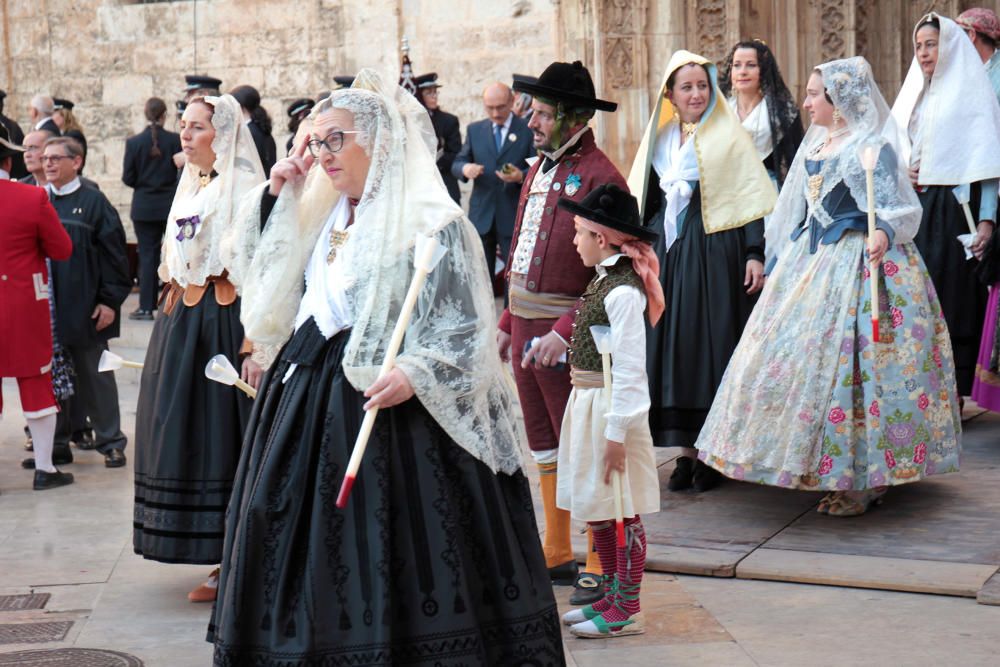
[914,185,988,395]
[134,286,251,564]
[647,197,760,448]
[209,321,564,666]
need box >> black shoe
[23,425,33,451]
[104,449,127,468]
[692,458,723,493]
[72,429,98,450]
[667,456,695,491]
[548,559,578,586]
[129,309,154,321]
[33,469,74,490]
[22,445,73,469]
[569,572,605,605]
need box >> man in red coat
[497,61,628,604]
[0,124,74,490]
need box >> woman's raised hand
[269,136,314,196]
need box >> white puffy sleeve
[604,284,651,442]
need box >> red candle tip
[335,475,356,509]
[872,318,880,343]
[616,521,626,547]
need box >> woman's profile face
[731,48,761,96]
[915,25,940,77]
[312,108,372,200]
[665,63,710,123]
[803,71,835,127]
[179,101,217,173]
[53,109,66,130]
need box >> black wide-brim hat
[558,183,658,243]
[513,61,616,112]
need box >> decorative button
[528,280,536,289]
[552,182,562,191]
[539,231,548,240]
[0,275,6,280]
[533,257,541,266]
[545,206,552,215]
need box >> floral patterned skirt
[695,230,961,491]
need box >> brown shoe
[188,568,220,603]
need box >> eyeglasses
[41,155,73,164]
[306,130,363,158]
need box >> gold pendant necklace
[327,229,350,264]
[198,172,212,188]
[681,122,698,139]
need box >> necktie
[494,124,503,151]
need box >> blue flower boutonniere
[565,173,582,196]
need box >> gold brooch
[808,174,824,202]
[681,122,698,139]
[198,172,213,188]
[327,229,350,264]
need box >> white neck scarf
[652,123,700,253]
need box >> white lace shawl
[891,12,1000,186]
[161,94,265,288]
[766,57,922,267]
[239,70,524,475]
[728,96,774,159]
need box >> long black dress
[644,173,764,447]
[134,285,251,564]
[209,321,564,666]
[914,184,988,396]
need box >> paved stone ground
[2,294,1000,665]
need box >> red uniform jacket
[498,129,627,340]
[0,180,72,377]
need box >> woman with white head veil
[627,50,776,493]
[208,69,563,664]
[891,12,1000,405]
[696,57,961,517]
[133,94,266,599]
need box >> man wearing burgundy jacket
[498,61,627,605]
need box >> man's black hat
[414,73,442,89]
[287,98,314,118]
[53,98,74,111]
[176,100,187,115]
[0,122,25,159]
[558,184,657,243]
[513,61,616,112]
[333,75,356,89]
[511,73,538,87]
[184,75,223,92]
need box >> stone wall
[0,0,562,236]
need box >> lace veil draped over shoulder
[766,56,922,266]
[240,69,524,475]
[163,94,265,288]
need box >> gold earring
[832,108,842,123]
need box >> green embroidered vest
[568,258,643,372]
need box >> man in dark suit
[123,97,182,319]
[414,73,461,204]
[0,90,27,179]
[452,82,534,273]
[28,95,60,136]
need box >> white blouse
[597,255,651,443]
[729,96,773,160]
[293,195,354,338]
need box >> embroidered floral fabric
[696,203,961,490]
[510,166,556,275]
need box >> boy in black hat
[555,183,663,638]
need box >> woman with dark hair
[133,94,266,601]
[628,51,776,492]
[284,97,314,155]
[122,97,182,319]
[698,57,960,517]
[891,12,1000,405]
[719,40,804,187]
[230,84,277,176]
